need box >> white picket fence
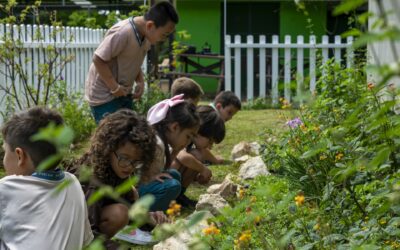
[0,24,106,114]
[224,34,354,103]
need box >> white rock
[238,156,270,180]
[153,212,213,250]
[233,155,251,163]
[231,141,261,160]
[195,194,230,216]
[206,184,221,194]
[206,176,238,199]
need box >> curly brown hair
[79,109,156,186]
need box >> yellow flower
[238,187,246,199]
[254,216,261,224]
[250,196,257,203]
[313,223,320,230]
[238,230,251,243]
[167,200,181,218]
[335,153,344,161]
[166,208,174,216]
[295,194,305,206]
[319,154,327,160]
[300,124,307,132]
[379,219,387,225]
[313,126,320,132]
[202,223,220,236]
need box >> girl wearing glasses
[76,109,169,242]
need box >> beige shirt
[85,18,151,106]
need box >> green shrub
[134,81,169,115]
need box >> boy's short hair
[171,77,204,100]
[214,91,242,110]
[1,107,64,169]
[144,1,179,27]
[197,105,225,143]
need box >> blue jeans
[138,169,182,212]
[90,95,133,124]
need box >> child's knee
[100,203,129,234]
[167,169,181,182]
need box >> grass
[185,109,289,202]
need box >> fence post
[284,35,291,102]
[309,35,316,93]
[334,35,342,65]
[297,35,304,103]
[272,35,279,105]
[246,35,254,101]
[347,36,353,68]
[234,35,241,100]
[322,35,329,65]
[224,35,231,91]
[259,35,266,98]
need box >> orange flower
[295,194,305,206]
[367,82,375,90]
[202,223,220,235]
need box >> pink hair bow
[147,94,185,125]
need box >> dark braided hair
[79,109,156,185]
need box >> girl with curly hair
[78,109,168,240]
[139,94,200,211]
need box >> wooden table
[162,53,225,93]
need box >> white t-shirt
[0,172,93,250]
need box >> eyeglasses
[113,151,144,169]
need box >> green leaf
[36,154,62,171]
[87,186,114,205]
[186,211,207,228]
[115,176,138,195]
[368,147,391,170]
[341,28,362,38]
[333,0,366,16]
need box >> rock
[233,155,250,163]
[206,184,221,194]
[238,156,270,180]
[231,141,261,160]
[153,211,213,250]
[249,142,261,155]
[195,194,230,216]
[206,175,238,199]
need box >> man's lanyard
[32,169,65,181]
[129,17,143,47]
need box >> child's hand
[198,167,212,184]
[148,211,170,225]
[112,85,132,97]
[132,72,144,99]
[153,172,172,183]
[215,156,225,164]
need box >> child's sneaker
[114,227,157,245]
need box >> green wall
[176,0,221,94]
[280,1,327,42]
